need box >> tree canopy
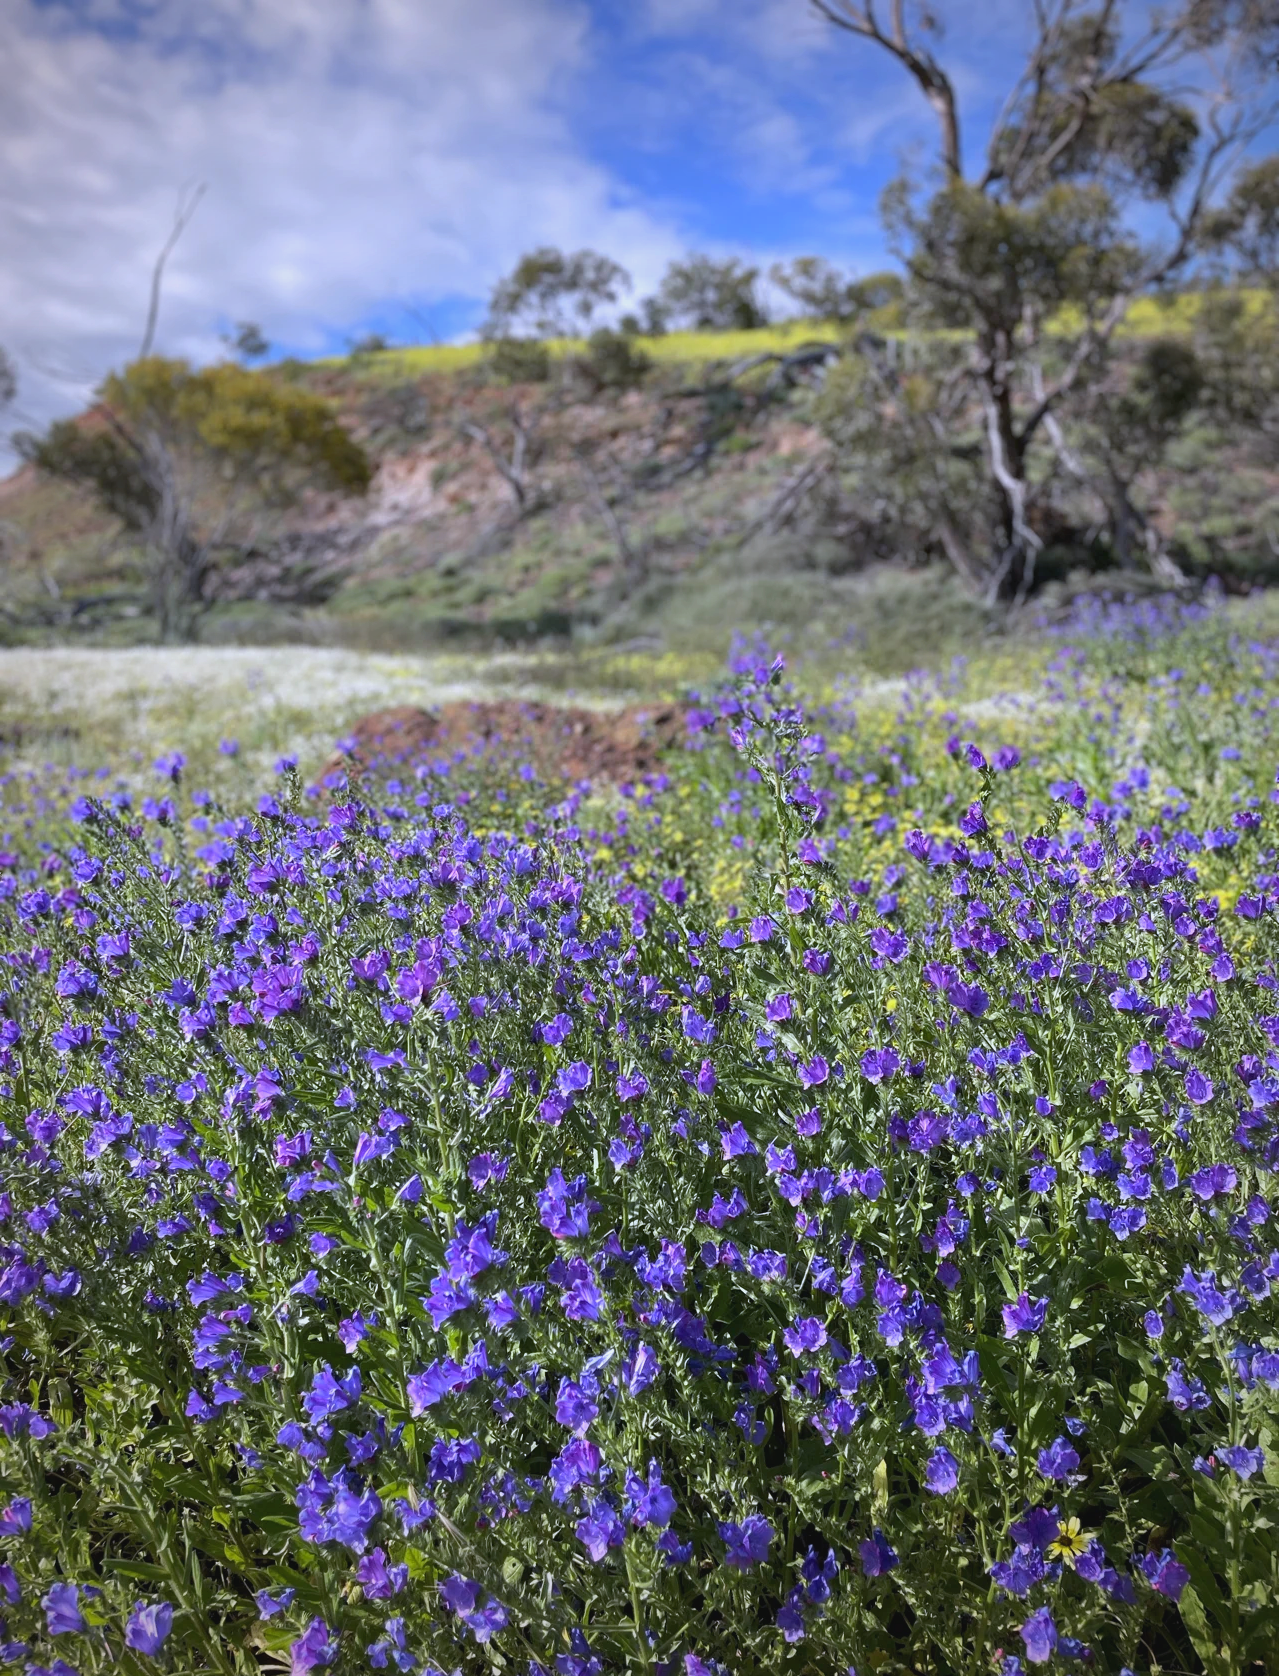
[652,255,769,331]
[806,0,1279,597]
[226,321,270,362]
[97,359,370,498]
[18,358,369,640]
[484,248,632,339]
[770,258,903,323]
[1209,154,1279,280]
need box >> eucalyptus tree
[810,0,1279,596]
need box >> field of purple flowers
[0,600,1277,1676]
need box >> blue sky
[0,0,1267,456]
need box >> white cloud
[636,48,840,196]
[641,0,827,62]
[0,0,684,462]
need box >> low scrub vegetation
[0,601,1275,1673]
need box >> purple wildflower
[718,1514,773,1570]
[291,1617,339,1674]
[43,1583,85,1635]
[1219,1442,1265,1479]
[1002,1294,1047,1338]
[1140,1548,1189,1601]
[782,1317,827,1356]
[1020,1607,1058,1665]
[859,1528,898,1576]
[125,1602,174,1655]
[1036,1437,1080,1480]
[924,1447,960,1495]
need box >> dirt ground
[320,699,689,789]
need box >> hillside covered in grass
[1,295,1277,664]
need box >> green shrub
[488,338,552,384]
[579,329,651,390]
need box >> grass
[309,289,1276,381]
[0,644,640,798]
[4,586,1279,802]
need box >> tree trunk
[142,431,206,642]
[978,331,1040,599]
[1101,467,1187,585]
[1103,468,1140,572]
[934,513,985,595]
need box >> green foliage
[1070,337,1207,571]
[19,419,161,535]
[1082,337,1205,482]
[1207,155,1279,283]
[1192,288,1279,454]
[618,297,671,338]
[653,255,769,332]
[770,258,904,325]
[226,321,270,363]
[577,327,652,390]
[989,10,1201,203]
[487,337,552,384]
[486,247,632,339]
[190,364,363,494]
[978,5,1272,210]
[1130,336,1205,420]
[88,358,370,498]
[1082,81,1201,197]
[891,181,1142,334]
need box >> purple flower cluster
[0,638,1276,1674]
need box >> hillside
[2,309,1277,666]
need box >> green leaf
[104,1559,168,1582]
[1176,1585,1230,1676]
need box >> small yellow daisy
[1046,1517,1091,1565]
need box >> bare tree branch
[0,347,16,413]
[139,183,207,361]
[810,0,962,176]
[935,511,985,593]
[462,405,533,510]
[979,385,1044,588]
[735,454,834,547]
[577,446,643,591]
[1029,361,1091,483]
